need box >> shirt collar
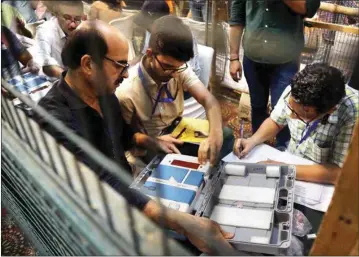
[53,17,67,40]
[58,71,88,109]
[139,55,160,88]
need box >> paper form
[222,144,315,165]
[222,144,334,212]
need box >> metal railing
[1,80,189,256]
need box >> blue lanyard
[138,66,176,116]
[296,119,321,149]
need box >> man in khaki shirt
[117,15,233,165]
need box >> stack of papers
[222,144,335,212]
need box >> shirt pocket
[304,137,331,164]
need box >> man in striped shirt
[233,63,359,184]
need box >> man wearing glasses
[37,20,234,255]
[233,64,359,184]
[117,15,230,167]
[35,1,87,78]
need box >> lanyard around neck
[296,119,321,149]
[138,65,176,116]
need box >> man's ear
[80,54,93,76]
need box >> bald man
[36,21,234,255]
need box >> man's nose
[69,21,77,29]
[122,69,129,79]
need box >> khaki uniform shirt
[116,56,201,137]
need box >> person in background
[4,0,39,23]
[233,64,359,184]
[189,0,210,22]
[37,20,234,255]
[1,1,32,37]
[1,25,39,80]
[89,0,126,23]
[134,0,201,79]
[35,1,86,78]
[117,15,234,167]
[229,0,320,150]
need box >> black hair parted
[291,63,346,114]
[149,15,194,62]
[61,25,108,69]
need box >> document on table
[294,181,335,213]
[222,144,334,212]
[222,144,315,165]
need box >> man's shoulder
[342,86,359,110]
[36,18,58,34]
[38,82,71,120]
[116,64,142,98]
[336,86,359,121]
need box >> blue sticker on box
[142,181,196,204]
[151,164,189,183]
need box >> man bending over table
[116,15,234,167]
[233,63,359,184]
[37,20,234,254]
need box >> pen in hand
[238,119,244,158]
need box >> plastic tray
[195,162,296,255]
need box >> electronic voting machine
[131,154,296,255]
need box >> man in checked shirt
[233,63,359,184]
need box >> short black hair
[149,15,194,62]
[61,25,108,69]
[291,63,346,114]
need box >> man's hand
[198,133,223,165]
[229,60,242,82]
[233,137,257,158]
[181,215,234,255]
[21,59,40,74]
[156,135,183,154]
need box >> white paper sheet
[210,206,273,230]
[294,182,335,212]
[222,144,334,212]
[219,185,276,204]
[222,144,315,165]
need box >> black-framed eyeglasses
[104,56,130,75]
[284,91,312,126]
[154,55,188,74]
[61,14,86,25]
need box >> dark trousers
[243,55,299,148]
[189,1,211,22]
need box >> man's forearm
[229,25,244,58]
[133,132,155,149]
[143,200,185,234]
[282,0,306,15]
[43,65,64,78]
[204,96,223,135]
[18,50,33,66]
[251,118,283,145]
[296,163,340,184]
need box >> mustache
[115,77,124,85]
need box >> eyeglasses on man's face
[61,14,86,25]
[104,56,130,76]
[284,91,315,126]
[154,55,188,74]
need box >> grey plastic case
[131,155,296,254]
[195,162,296,255]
